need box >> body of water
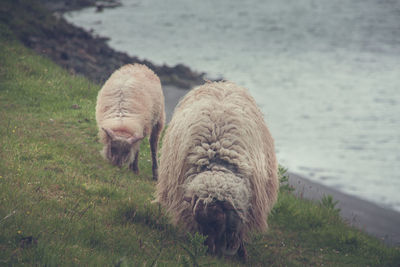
[66,0,400,211]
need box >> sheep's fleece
[95,64,165,179]
[96,64,164,144]
[155,81,279,236]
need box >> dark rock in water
[40,0,121,13]
[95,2,121,12]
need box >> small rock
[20,236,38,248]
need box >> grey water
[66,0,400,212]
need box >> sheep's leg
[129,151,139,174]
[237,241,247,261]
[149,121,162,180]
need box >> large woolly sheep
[155,81,279,258]
[96,64,165,180]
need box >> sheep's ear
[183,196,192,203]
[102,128,116,141]
[127,134,144,145]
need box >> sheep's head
[102,128,143,167]
[184,171,250,259]
[193,198,245,257]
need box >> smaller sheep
[96,64,165,180]
[156,81,279,259]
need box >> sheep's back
[157,81,278,232]
[96,64,164,143]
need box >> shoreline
[3,0,205,88]
[288,173,400,246]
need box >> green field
[1,12,399,266]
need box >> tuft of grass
[320,195,341,215]
[278,165,294,194]
[1,19,399,266]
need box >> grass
[1,18,400,267]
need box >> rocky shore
[1,0,205,88]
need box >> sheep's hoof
[133,169,139,175]
[129,164,139,174]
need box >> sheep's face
[106,138,134,167]
[193,199,245,257]
[102,128,143,167]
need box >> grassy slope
[0,24,399,267]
